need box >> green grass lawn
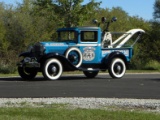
[0,106,160,120]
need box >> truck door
[78,30,101,64]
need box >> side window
[81,31,97,42]
[58,31,77,41]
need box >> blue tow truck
[17,17,145,80]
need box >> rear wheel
[83,71,99,78]
[42,58,63,80]
[108,58,126,78]
[18,67,37,80]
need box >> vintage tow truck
[17,17,145,80]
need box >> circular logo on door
[83,47,95,61]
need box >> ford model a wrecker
[17,17,145,80]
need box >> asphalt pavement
[0,73,159,99]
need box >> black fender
[19,52,30,57]
[40,53,78,71]
[103,51,128,67]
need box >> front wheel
[108,58,126,79]
[83,71,99,78]
[42,58,63,80]
[18,67,37,80]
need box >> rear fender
[104,51,127,67]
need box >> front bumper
[17,62,40,68]
[17,57,40,68]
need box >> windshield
[58,31,77,42]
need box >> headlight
[24,57,31,63]
[32,42,45,56]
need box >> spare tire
[65,47,82,68]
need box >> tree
[148,0,160,61]
[0,3,9,55]
[33,0,101,27]
[130,0,160,70]
[153,0,160,19]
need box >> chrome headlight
[24,57,31,63]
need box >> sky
[0,0,155,20]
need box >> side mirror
[111,17,117,22]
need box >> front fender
[19,52,30,57]
[40,53,78,71]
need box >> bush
[0,52,18,74]
[144,60,160,70]
[0,64,16,74]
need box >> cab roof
[57,27,101,31]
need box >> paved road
[0,73,159,99]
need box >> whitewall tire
[108,58,126,78]
[42,58,63,80]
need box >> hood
[40,41,76,55]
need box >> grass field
[0,105,160,120]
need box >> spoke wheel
[18,67,37,80]
[83,71,99,78]
[108,58,126,78]
[65,47,82,68]
[42,58,63,80]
